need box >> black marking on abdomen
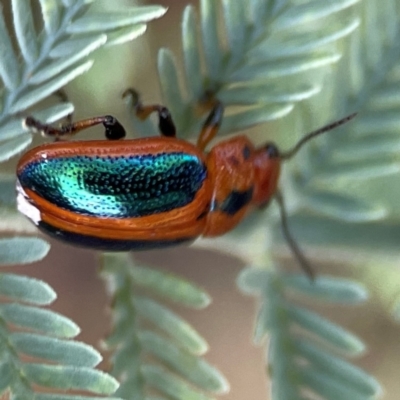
[220,187,254,216]
[242,145,251,160]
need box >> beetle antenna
[281,113,357,160]
[274,191,315,281]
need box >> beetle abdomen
[18,152,207,218]
[37,219,194,251]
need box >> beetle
[16,89,356,278]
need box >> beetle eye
[265,143,279,158]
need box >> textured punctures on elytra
[18,152,207,218]
[220,187,254,216]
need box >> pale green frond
[133,0,360,138]
[130,264,211,308]
[106,24,147,46]
[11,0,39,64]
[220,104,294,134]
[238,268,368,304]
[284,214,400,255]
[249,0,271,33]
[221,1,247,63]
[0,135,33,162]
[49,34,107,58]
[295,367,373,400]
[200,0,223,84]
[219,83,321,105]
[0,7,20,89]
[141,365,215,400]
[0,175,15,206]
[0,363,12,392]
[157,49,187,127]
[283,275,368,303]
[352,111,400,136]
[331,134,400,162]
[271,0,360,31]
[0,274,55,304]
[134,297,208,354]
[32,103,75,124]
[282,0,400,251]
[101,253,227,399]
[313,157,400,182]
[182,6,203,101]
[230,52,342,81]
[294,339,381,396]
[238,268,381,399]
[252,16,360,58]
[23,364,119,394]
[287,305,365,354]
[29,36,107,84]
[301,188,387,222]
[38,0,61,35]
[0,238,50,266]
[0,270,121,399]
[66,7,167,33]
[11,333,101,367]
[9,60,94,113]
[0,303,80,338]
[0,0,166,163]
[138,331,228,393]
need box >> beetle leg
[197,101,224,151]
[122,88,176,137]
[24,115,126,141]
[274,190,315,281]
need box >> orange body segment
[203,136,256,236]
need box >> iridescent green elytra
[18,152,207,218]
